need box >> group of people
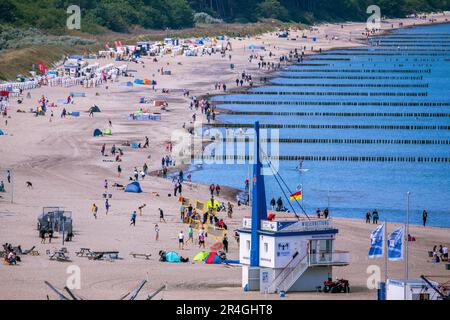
[209,183,221,196]
[101,143,124,162]
[365,210,380,224]
[270,197,287,212]
[316,208,330,219]
[431,245,449,263]
[2,243,20,265]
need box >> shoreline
[188,18,450,229]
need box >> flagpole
[384,220,388,283]
[404,191,410,299]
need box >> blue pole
[250,121,268,267]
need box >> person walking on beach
[105,199,110,215]
[48,229,53,244]
[186,226,194,245]
[104,179,108,190]
[155,224,160,241]
[138,204,146,216]
[209,184,215,196]
[365,211,372,224]
[324,208,329,219]
[101,143,106,156]
[372,210,379,224]
[180,204,185,222]
[40,229,46,244]
[159,208,166,223]
[117,165,122,177]
[7,170,11,184]
[422,210,428,227]
[130,211,137,226]
[223,234,229,253]
[178,231,185,250]
[198,230,206,249]
[270,197,276,211]
[227,202,233,218]
[215,184,221,196]
[277,197,283,211]
[92,203,98,219]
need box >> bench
[49,251,71,262]
[130,253,152,260]
[76,248,93,257]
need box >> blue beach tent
[0,129,4,136]
[124,181,142,193]
[165,251,181,263]
[93,128,102,137]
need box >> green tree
[257,0,289,20]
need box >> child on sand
[105,199,110,215]
[198,229,206,249]
[138,204,146,216]
[130,211,137,226]
[155,224,160,241]
[178,231,185,250]
[92,203,98,219]
[186,226,194,245]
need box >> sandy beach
[1,13,449,300]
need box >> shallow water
[191,23,450,227]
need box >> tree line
[1,0,449,33]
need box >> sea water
[190,23,450,227]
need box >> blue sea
[190,23,450,227]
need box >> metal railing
[309,251,350,266]
[266,251,309,294]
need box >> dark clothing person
[365,211,372,224]
[422,210,428,227]
[372,210,379,224]
[223,236,229,253]
[276,197,283,211]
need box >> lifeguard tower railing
[309,250,350,266]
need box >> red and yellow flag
[290,190,302,201]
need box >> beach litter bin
[230,63,235,69]
[279,291,285,298]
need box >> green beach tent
[193,251,209,262]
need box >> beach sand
[0,13,449,300]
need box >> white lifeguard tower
[239,215,350,293]
[238,122,349,294]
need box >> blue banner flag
[388,227,404,261]
[368,224,385,259]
